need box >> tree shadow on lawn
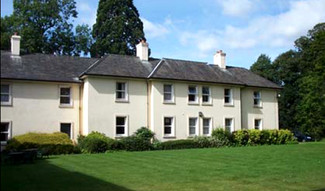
[1,159,134,191]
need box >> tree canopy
[91,0,145,57]
[250,22,325,139]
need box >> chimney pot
[11,33,21,56]
[136,40,149,61]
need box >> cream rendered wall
[83,76,147,138]
[150,80,242,141]
[241,88,279,130]
[0,80,80,140]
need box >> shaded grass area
[2,142,325,191]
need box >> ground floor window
[203,118,211,135]
[1,122,11,143]
[60,123,72,139]
[254,119,262,130]
[225,118,233,133]
[116,116,127,136]
[164,117,174,136]
[189,117,197,136]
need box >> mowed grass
[2,142,325,191]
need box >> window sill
[254,105,263,109]
[188,102,199,105]
[115,100,129,103]
[163,101,175,105]
[224,104,234,107]
[202,103,213,106]
[1,102,12,107]
[59,104,73,108]
[163,136,176,139]
[115,135,128,139]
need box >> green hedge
[6,132,75,155]
[160,139,197,150]
[77,132,113,153]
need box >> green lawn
[1,142,325,191]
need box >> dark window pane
[189,127,196,134]
[60,88,70,96]
[116,117,125,126]
[202,87,209,94]
[164,85,172,92]
[203,119,210,127]
[60,123,71,138]
[0,123,9,132]
[189,86,196,94]
[164,126,171,134]
[1,85,9,93]
[1,95,9,102]
[254,91,260,98]
[254,99,259,105]
[203,95,209,102]
[225,119,231,126]
[189,94,196,102]
[116,92,125,99]
[224,89,230,96]
[189,118,196,126]
[60,97,70,104]
[225,97,230,103]
[116,126,125,134]
[164,93,172,101]
[164,118,172,125]
[117,83,125,91]
[203,127,209,135]
[0,133,8,142]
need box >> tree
[1,16,16,50]
[91,0,145,57]
[250,54,275,83]
[12,0,78,55]
[74,24,92,56]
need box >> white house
[1,35,280,144]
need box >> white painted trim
[59,85,73,108]
[223,117,235,132]
[115,81,129,102]
[201,86,212,105]
[202,117,212,136]
[253,118,263,130]
[162,116,175,138]
[188,85,199,104]
[0,83,12,106]
[59,122,74,139]
[188,116,199,137]
[224,88,234,106]
[115,114,129,137]
[253,90,263,108]
[162,83,175,104]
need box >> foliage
[250,23,325,139]
[232,130,250,146]
[134,127,155,141]
[211,128,231,144]
[77,132,113,153]
[160,139,197,150]
[250,54,276,82]
[74,24,92,56]
[91,0,145,57]
[119,136,152,151]
[5,132,75,155]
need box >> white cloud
[217,0,256,17]
[79,2,91,12]
[141,17,170,38]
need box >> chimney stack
[11,33,21,56]
[136,39,148,61]
[213,50,226,69]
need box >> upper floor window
[225,118,233,133]
[164,117,175,137]
[254,119,262,130]
[116,116,128,136]
[202,86,211,104]
[1,122,11,144]
[1,84,12,105]
[60,86,72,106]
[203,118,212,135]
[163,84,174,103]
[253,91,261,107]
[224,88,233,105]
[189,117,198,136]
[116,82,128,101]
[188,86,198,103]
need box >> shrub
[232,130,250,146]
[247,129,261,145]
[6,132,75,155]
[193,136,211,148]
[119,136,153,151]
[77,132,112,153]
[277,129,295,144]
[211,128,231,143]
[160,139,197,150]
[134,127,155,141]
[152,138,162,150]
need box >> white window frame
[254,118,262,130]
[163,84,174,103]
[202,86,212,105]
[60,122,73,139]
[115,115,129,137]
[59,85,73,107]
[1,83,12,106]
[115,82,129,102]
[163,116,175,138]
[188,117,198,137]
[188,85,198,104]
[0,121,12,145]
[224,117,234,133]
[224,88,233,106]
[202,118,212,136]
[253,91,262,107]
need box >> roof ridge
[79,55,106,77]
[163,57,208,65]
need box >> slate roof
[83,54,160,78]
[150,58,244,85]
[1,51,98,83]
[227,66,281,89]
[1,51,281,89]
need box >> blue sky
[1,0,325,68]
